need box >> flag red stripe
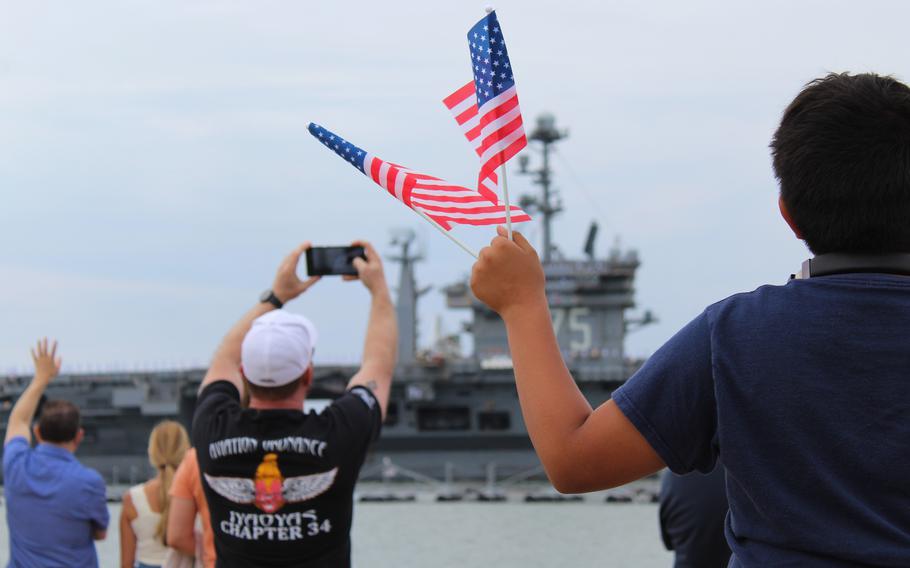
[442,81,476,109]
[401,172,442,182]
[385,166,400,197]
[477,183,499,203]
[455,105,479,126]
[416,203,528,214]
[426,214,453,230]
[369,157,382,186]
[411,194,491,204]
[411,182,479,193]
[477,115,525,155]
[427,214,532,226]
[478,137,527,180]
[403,173,415,206]
[476,95,520,133]
[464,121,483,142]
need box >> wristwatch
[259,289,284,309]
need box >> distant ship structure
[0,114,654,486]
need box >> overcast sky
[2,0,909,372]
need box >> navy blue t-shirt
[613,274,910,567]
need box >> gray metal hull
[0,366,632,483]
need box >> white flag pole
[415,209,479,259]
[483,5,513,241]
[500,165,513,240]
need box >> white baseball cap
[241,310,318,387]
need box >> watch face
[260,289,273,303]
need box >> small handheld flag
[445,9,528,238]
[308,122,530,255]
[443,81,501,201]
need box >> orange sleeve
[170,448,197,500]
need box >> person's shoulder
[707,282,789,308]
[77,464,107,492]
[171,451,199,497]
[3,435,30,455]
[320,387,383,447]
[3,436,30,457]
[703,282,794,322]
[193,381,242,438]
[2,436,30,475]
[181,447,198,466]
[198,380,241,401]
[324,387,381,422]
[4,435,29,448]
[344,386,381,413]
[121,486,134,506]
[194,381,242,416]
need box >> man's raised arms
[343,241,397,419]
[5,339,61,445]
[470,227,665,493]
[200,242,320,393]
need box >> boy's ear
[779,196,804,239]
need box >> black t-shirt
[192,381,381,568]
[659,466,731,568]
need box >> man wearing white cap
[191,241,396,568]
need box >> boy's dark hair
[37,400,81,443]
[771,72,910,254]
[243,376,302,402]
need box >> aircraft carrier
[0,114,653,484]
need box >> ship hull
[0,367,630,483]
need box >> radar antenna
[583,221,599,260]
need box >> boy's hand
[471,227,547,319]
[30,338,62,384]
[345,241,388,295]
[272,242,321,303]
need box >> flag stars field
[467,23,514,105]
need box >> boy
[470,73,910,566]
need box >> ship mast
[518,113,568,263]
[389,230,428,366]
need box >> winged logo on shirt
[204,453,338,513]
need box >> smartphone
[305,246,366,276]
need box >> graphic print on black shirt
[192,381,381,568]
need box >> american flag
[308,123,530,229]
[443,10,527,198]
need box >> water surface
[0,489,672,567]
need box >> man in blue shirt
[470,72,910,566]
[3,339,109,568]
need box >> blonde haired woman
[120,420,189,568]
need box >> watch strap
[262,290,284,309]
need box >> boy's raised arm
[470,227,665,492]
